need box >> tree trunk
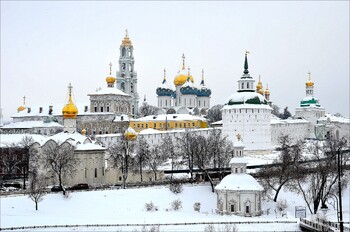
[273,184,284,202]
[35,201,38,210]
[59,174,65,196]
[23,166,26,190]
[154,172,157,181]
[139,162,143,182]
[202,168,215,192]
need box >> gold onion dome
[174,54,194,86]
[124,127,137,140]
[106,62,116,85]
[17,96,26,112]
[62,83,78,119]
[81,128,87,135]
[305,72,314,87]
[256,75,263,91]
[121,29,132,47]
[264,85,270,95]
[258,88,264,95]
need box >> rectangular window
[94,107,97,112]
[102,168,105,176]
[101,107,104,112]
[246,206,250,213]
[154,123,156,128]
[95,168,97,178]
[107,106,110,112]
[231,205,235,212]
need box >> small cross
[109,62,112,75]
[236,133,241,141]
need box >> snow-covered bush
[145,201,158,211]
[169,182,183,194]
[171,199,182,211]
[276,199,288,212]
[217,224,239,232]
[193,202,201,212]
[204,224,216,232]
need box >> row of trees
[107,129,233,192]
[258,135,349,215]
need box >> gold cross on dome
[236,133,241,141]
[109,62,112,75]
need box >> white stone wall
[271,120,310,146]
[216,190,262,216]
[157,96,172,108]
[222,106,271,152]
[197,96,210,109]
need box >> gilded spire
[106,63,116,86]
[62,83,78,119]
[244,51,250,74]
[23,96,26,105]
[200,69,205,85]
[109,62,112,75]
[121,29,132,47]
[306,71,314,87]
[162,68,167,84]
[182,54,186,70]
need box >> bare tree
[207,129,233,179]
[206,104,223,124]
[138,102,159,117]
[159,134,180,179]
[28,170,47,210]
[175,130,197,180]
[147,145,167,181]
[18,136,35,189]
[135,137,150,182]
[291,138,349,214]
[41,141,78,195]
[107,136,136,188]
[258,135,304,202]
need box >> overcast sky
[1,1,349,120]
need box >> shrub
[145,201,158,211]
[217,224,239,232]
[169,182,183,194]
[276,199,288,212]
[204,224,216,232]
[171,199,182,211]
[193,202,201,212]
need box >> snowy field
[1,183,349,232]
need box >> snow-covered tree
[159,134,180,178]
[135,137,150,182]
[147,145,166,181]
[28,170,47,210]
[206,104,223,124]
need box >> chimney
[84,106,88,112]
[27,107,31,113]
[49,105,53,115]
[39,107,43,113]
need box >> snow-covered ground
[1,183,349,232]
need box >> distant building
[156,55,211,115]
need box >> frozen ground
[1,183,349,232]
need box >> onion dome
[264,84,270,95]
[258,88,264,95]
[17,96,26,112]
[256,75,263,93]
[62,83,78,119]
[174,54,194,86]
[156,69,173,97]
[124,127,137,140]
[197,69,212,97]
[180,69,198,95]
[121,29,132,47]
[305,71,314,87]
[106,62,116,87]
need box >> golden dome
[174,72,194,86]
[106,76,116,84]
[81,128,87,135]
[258,88,264,95]
[17,96,26,112]
[264,87,270,95]
[121,29,132,47]
[62,83,78,119]
[124,127,137,140]
[306,72,314,87]
[174,54,194,86]
[256,75,263,91]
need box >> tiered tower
[116,30,139,116]
[222,52,272,153]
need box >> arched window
[122,48,126,57]
[247,82,249,88]
[94,168,97,178]
[121,82,125,92]
[131,83,134,93]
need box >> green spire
[244,51,249,74]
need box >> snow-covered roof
[271,117,309,125]
[318,114,350,124]
[12,103,90,118]
[42,132,91,146]
[215,173,263,191]
[1,120,63,129]
[113,114,130,122]
[138,128,162,134]
[225,91,268,106]
[229,157,248,164]
[0,134,47,147]
[88,87,130,96]
[131,114,206,122]
[76,143,106,151]
[233,140,245,148]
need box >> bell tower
[116,30,139,116]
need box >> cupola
[17,96,26,112]
[180,68,198,95]
[121,29,132,47]
[197,69,212,97]
[124,127,137,140]
[62,83,78,119]
[106,62,116,87]
[156,69,173,97]
[174,54,194,86]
